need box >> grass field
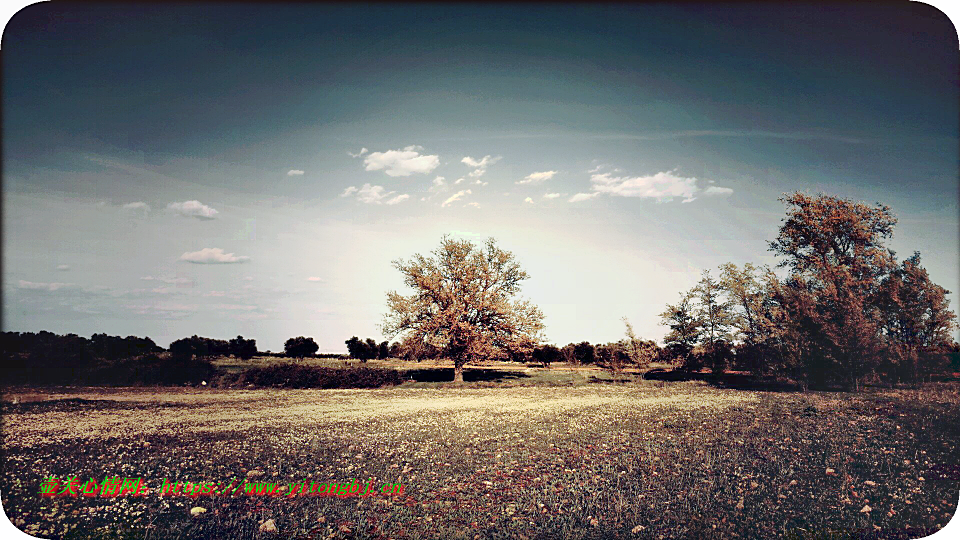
[2,376,959,539]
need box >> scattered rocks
[860,505,872,513]
[246,469,263,478]
[259,519,277,533]
[631,524,645,534]
[750,481,759,489]
[863,480,877,487]
[189,507,206,517]
[789,480,798,486]
[825,468,836,476]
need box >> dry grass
[2,382,958,539]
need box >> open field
[2,381,959,539]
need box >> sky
[2,3,958,352]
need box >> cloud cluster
[569,170,733,203]
[543,193,561,199]
[167,200,219,220]
[341,183,409,205]
[347,147,369,158]
[287,169,305,176]
[363,145,439,177]
[461,155,501,177]
[517,170,557,185]
[179,248,250,264]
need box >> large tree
[768,192,897,390]
[382,236,545,382]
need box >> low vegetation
[2,382,958,539]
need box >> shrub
[225,364,403,389]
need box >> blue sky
[3,4,958,351]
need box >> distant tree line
[660,193,959,390]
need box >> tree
[572,341,596,365]
[875,253,957,383]
[533,344,562,368]
[229,335,258,360]
[284,336,319,359]
[378,341,390,360]
[769,192,897,390]
[693,270,734,372]
[718,263,780,372]
[382,235,545,383]
[622,317,658,369]
[660,291,701,369]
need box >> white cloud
[442,189,472,207]
[589,171,699,202]
[517,170,557,185]
[342,183,410,205]
[179,248,250,264]
[703,186,734,196]
[140,276,194,286]
[543,193,561,199]
[347,147,369,158]
[461,155,501,177]
[569,192,599,203]
[364,145,439,176]
[56,264,71,271]
[121,202,151,214]
[167,200,219,220]
[474,179,488,186]
[18,280,71,291]
[203,291,226,297]
[524,197,535,204]
[467,202,481,208]
[306,276,325,282]
[287,169,305,176]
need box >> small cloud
[179,248,250,264]
[306,276,325,282]
[56,264,71,271]
[524,197,534,204]
[703,186,734,196]
[589,170,699,202]
[167,200,219,220]
[18,280,71,291]
[348,147,369,158]
[203,291,226,297]
[287,169,305,176]
[467,202,481,208]
[442,189,472,207]
[474,179,488,186]
[543,193,561,199]
[461,155,501,177]
[141,276,194,287]
[569,192,599,203]
[121,202,151,215]
[364,145,439,176]
[517,170,557,185]
[454,177,466,185]
[343,183,410,205]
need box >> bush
[225,364,403,389]
[532,344,562,368]
[88,354,216,386]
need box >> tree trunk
[453,362,464,383]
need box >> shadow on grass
[402,368,531,383]
[643,368,800,392]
